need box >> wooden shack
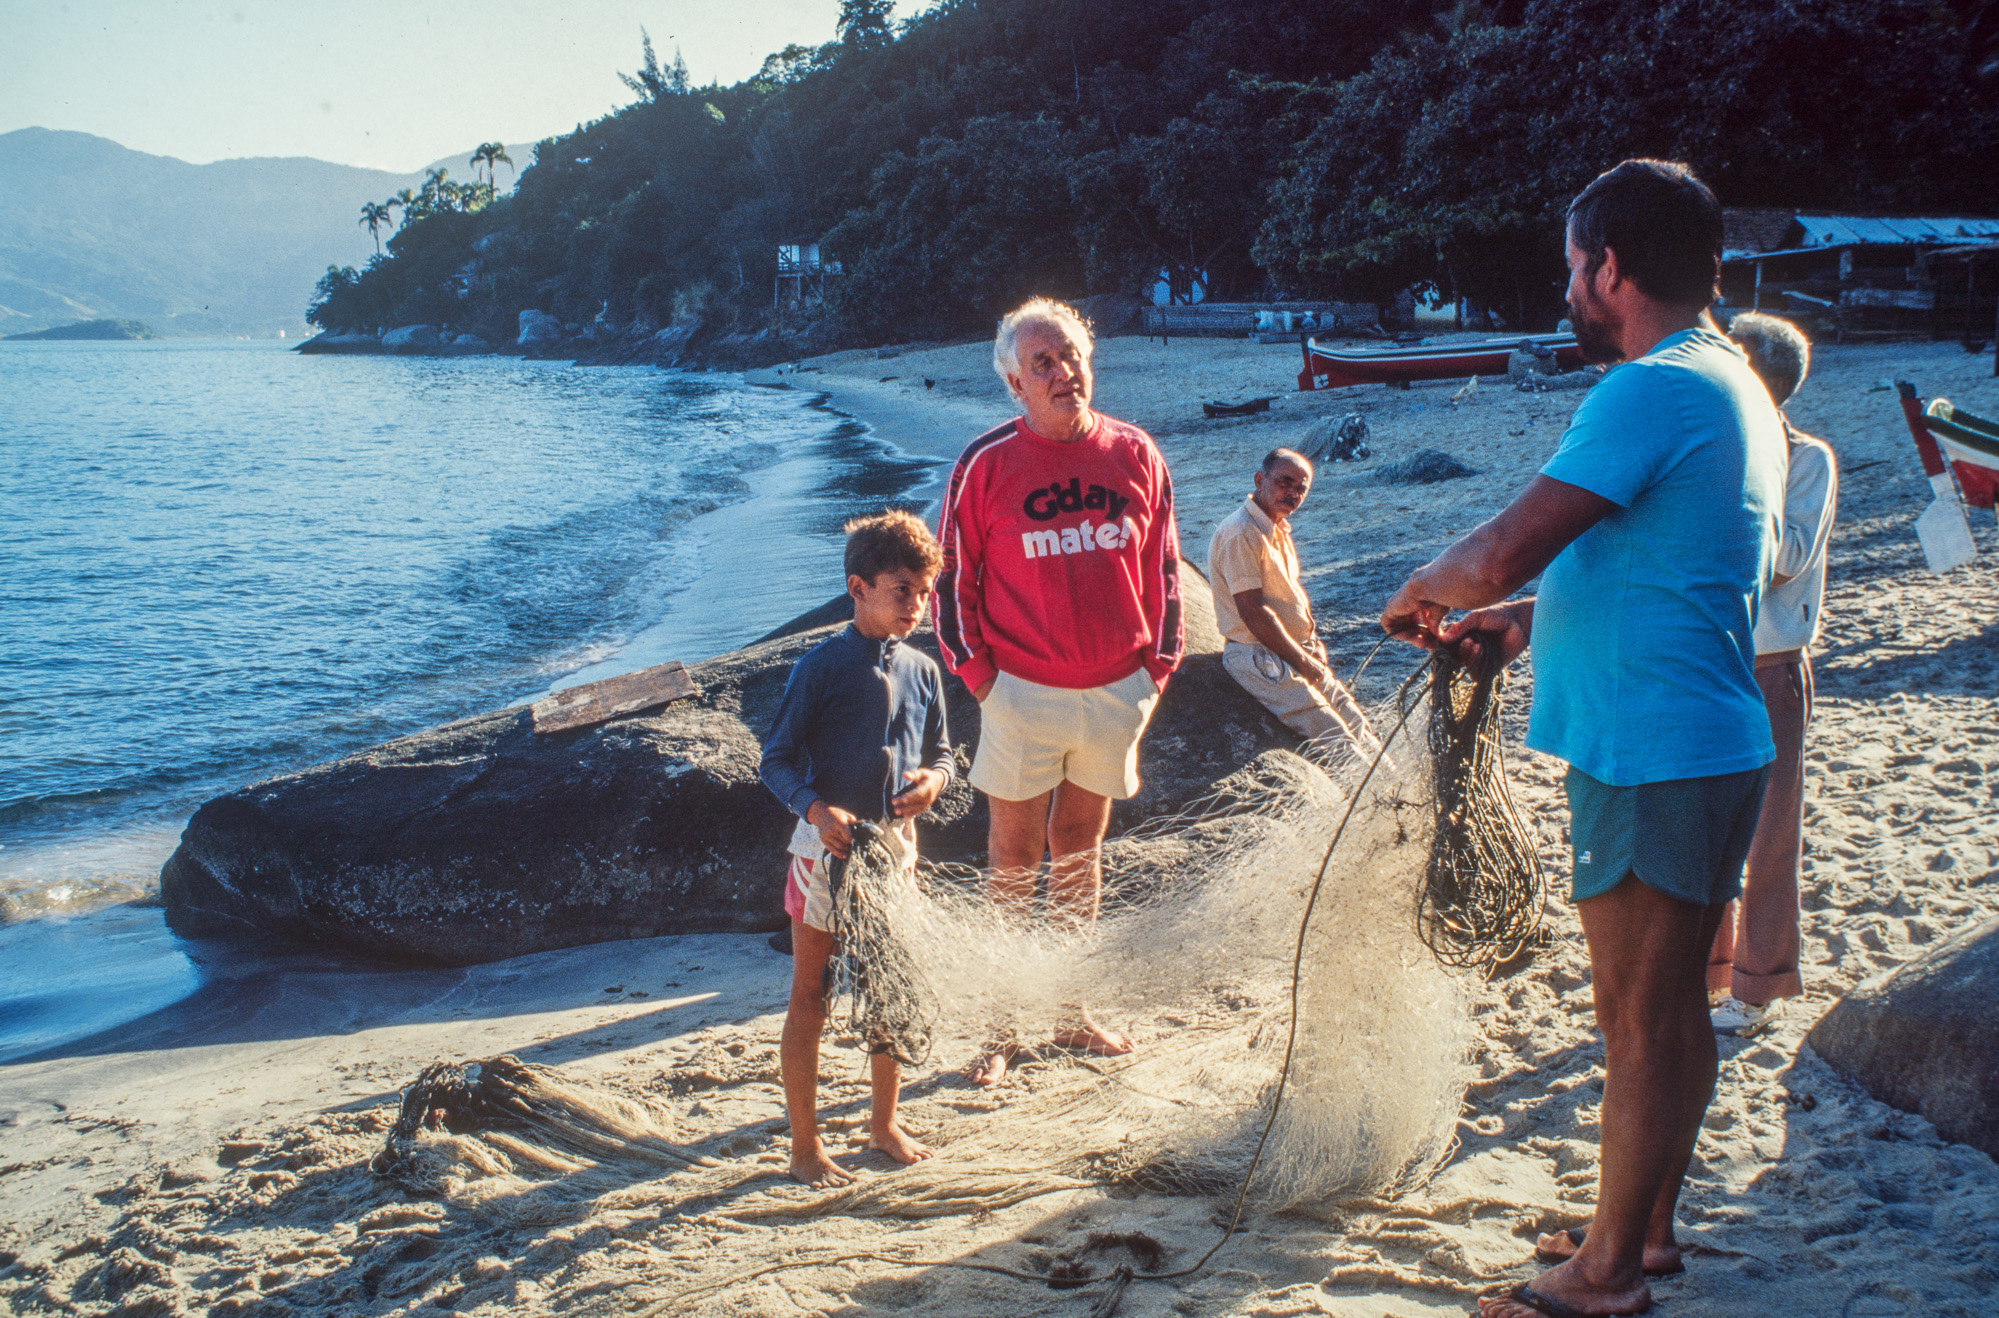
[774,240,840,311]
[1721,210,1999,344]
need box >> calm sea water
[0,340,938,1061]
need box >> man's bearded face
[1564,230,1625,365]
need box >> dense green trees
[1258,0,1999,327]
[309,0,1999,341]
[836,0,896,51]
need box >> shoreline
[5,335,1998,1316]
[744,353,1012,468]
[0,356,933,1061]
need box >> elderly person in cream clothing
[1707,312,1838,1036]
[1208,447,1379,762]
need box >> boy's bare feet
[1053,1010,1133,1057]
[788,1144,855,1189]
[869,1120,934,1165]
[1534,1226,1684,1277]
[967,1040,1018,1088]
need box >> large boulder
[517,310,564,347]
[295,331,382,354]
[1807,917,1999,1158]
[381,324,442,351]
[1506,347,1561,382]
[161,563,1292,965]
[647,323,702,366]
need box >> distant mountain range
[0,128,536,338]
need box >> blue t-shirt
[1527,328,1786,786]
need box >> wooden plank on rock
[532,661,699,733]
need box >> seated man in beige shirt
[1208,448,1379,763]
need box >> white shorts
[969,667,1160,802]
[786,816,915,933]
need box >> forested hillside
[309,0,1999,345]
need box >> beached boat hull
[1297,333,1583,391]
[1927,401,1999,510]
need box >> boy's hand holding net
[824,819,939,1067]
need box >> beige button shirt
[1207,495,1314,647]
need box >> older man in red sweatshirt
[934,296,1185,1086]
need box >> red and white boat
[1921,399,1999,510]
[1894,382,1993,573]
[1297,332,1583,391]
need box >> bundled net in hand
[1410,649,1547,972]
[367,658,1546,1239]
[825,819,939,1067]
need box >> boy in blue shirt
[759,510,955,1187]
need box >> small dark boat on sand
[1202,396,1276,418]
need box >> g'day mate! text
[1019,479,1139,559]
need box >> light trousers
[1708,652,1813,1003]
[1221,639,1378,765]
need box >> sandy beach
[4,333,1996,1318]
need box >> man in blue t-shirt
[1381,160,1784,1318]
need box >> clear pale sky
[3,0,926,171]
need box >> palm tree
[358,200,393,254]
[404,170,452,222]
[388,188,417,229]
[471,142,513,192]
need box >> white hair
[1726,311,1810,406]
[993,298,1093,402]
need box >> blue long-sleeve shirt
[759,625,955,824]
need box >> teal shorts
[1564,764,1771,906]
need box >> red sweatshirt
[934,412,1184,693]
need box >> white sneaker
[1711,995,1785,1036]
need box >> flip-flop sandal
[1533,1227,1685,1277]
[1498,1283,1651,1318]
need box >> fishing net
[1413,650,1546,971]
[824,820,938,1067]
[367,651,1545,1243]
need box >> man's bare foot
[787,1145,855,1189]
[1053,1014,1134,1057]
[1475,1258,1650,1317]
[1535,1226,1683,1277]
[966,1042,1017,1088]
[869,1120,934,1165]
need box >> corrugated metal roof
[1721,208,1797,259]
[1793,215,1999,247]
[1721,246,1828,263]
